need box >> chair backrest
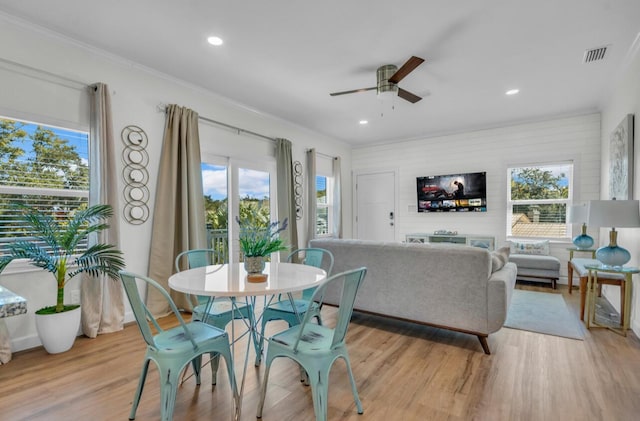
[287,248,335,299]
[175,248,226,273]
[119,271,197,349]
[293,267,367,351]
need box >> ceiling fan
[329,56,425,103]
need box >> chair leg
[210,353,220,386]
[342,354,363,414]
[217,346,240,421]
[255,318,267,366]
[256,358,273,418]
[129,359,152,420]
[308,366,331,421]
[300,366,309,384]
[159,367,181,421]
[191,355,202,385]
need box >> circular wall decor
[293,160,303,220]
[121,125,150,225]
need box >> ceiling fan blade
[388,56,425,84]
[329,86,377,96]
[398,88,422,103]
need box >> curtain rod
[157,103,276,143]
[308,148,338,160]
[0,57,88,91]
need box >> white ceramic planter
[35,306,81,354]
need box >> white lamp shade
[587,200,640,228]
[567,204,588,224]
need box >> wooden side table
[584,264,638,336]
[567,248,596,294]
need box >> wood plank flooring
[1,284,640,421]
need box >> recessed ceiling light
[207,36,224,46]
[506,89,520,95]
[359,120,368,125]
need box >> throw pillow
[509,240,550,256]
[491,246,510,273]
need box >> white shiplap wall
[351,113,602,284]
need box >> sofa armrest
[486,262,517,333]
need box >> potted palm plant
[0,204,125,353]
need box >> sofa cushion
[510,239,550,256]
[491,246,510,273]
[509,254,560,271]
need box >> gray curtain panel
[306,148,317,245]
[147,104,207,316]
[275,138,299,259]
[81,82,124,337]
[333,156,343,238]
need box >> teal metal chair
[257,267,367,421]
[256,248,334,365]
[119,271,238,421]
[175,249,258,384]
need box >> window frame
[0,115,90,274]
[315,174,334,237]
[506,161,574,240]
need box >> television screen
[417,171,487,212]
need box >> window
[316,175,333,236]
[0,117,89,255]
[202,162,229,263]
[201,156,275,263]
[507,162,572,239]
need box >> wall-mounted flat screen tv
[417,171,487,212]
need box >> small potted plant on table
[236,216,288,282]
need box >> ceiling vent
[583,45,609,63]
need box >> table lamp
[567,204,594,249]
[587,199,640,267]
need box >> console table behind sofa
[406,233,495,250]
[309,238,516,354]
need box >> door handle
[389,211,394,226]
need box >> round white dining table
[168,261,327,297]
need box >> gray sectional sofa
[309,238,517,354]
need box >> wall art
[609,114,634,199]
[293,160,303,219]
[121,125,150,224]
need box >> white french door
[201,155,276,264]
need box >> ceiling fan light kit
[376,64,399,95]
[330,56,425,104]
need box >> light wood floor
[2,284,640,421]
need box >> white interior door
[355,171,396,241]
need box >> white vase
[35,306,81,354]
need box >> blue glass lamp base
[595,245,631,268]
[572,234,594,250]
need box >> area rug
[504,289,584,340]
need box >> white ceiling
[1,0,639,146]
